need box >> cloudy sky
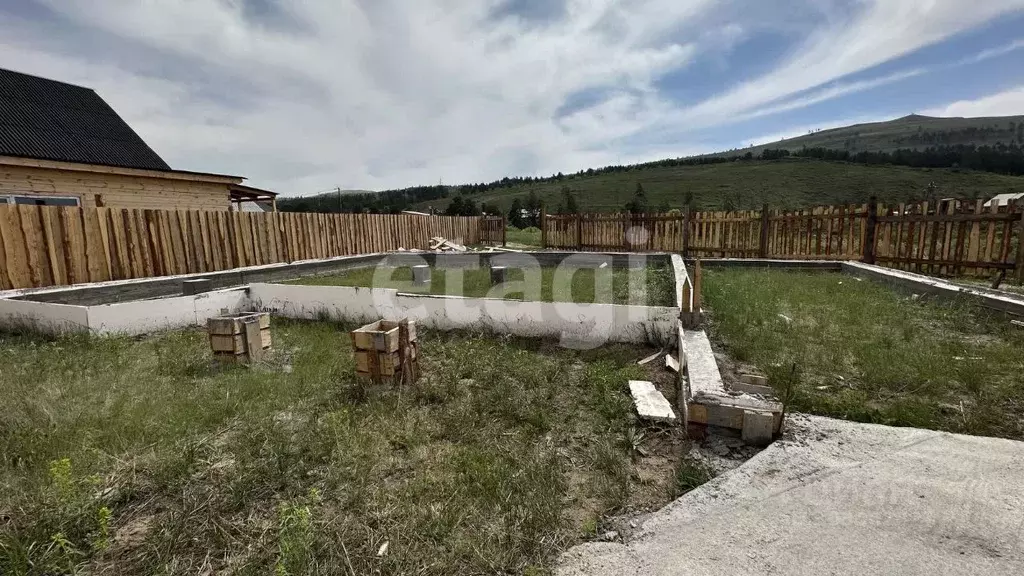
[2,1,1024,195]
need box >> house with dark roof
[0,67,276,211]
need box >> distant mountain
[729,114,1024,158]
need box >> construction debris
[731,373,774,397]
[629,380,677,423]
[637,348,666,366]
[429,236,467,252]
[665,354,680,373]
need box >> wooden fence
[480,216,506,246]
[542,199,1024,280]
[0,206,482,290]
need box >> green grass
[703,269,1024,440]
[505,227,542,248]
[287,265,676,307]
[414,158,1024,214]
[0,321,681,575]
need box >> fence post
[863,196,879,264]
[681,209,690,257]
[1014,201,1024,284]
[540,203,547,248]
[502,216,507,247]
[758,204,770,258]
[576,213,582,251]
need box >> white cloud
[0,0,1021,195]
[923,87,1024,118]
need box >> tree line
[278,142,1024,215]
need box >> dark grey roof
[0,67,172,171]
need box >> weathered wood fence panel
[0,207,482,290]
[542,199,1023,280]
[480,216,506,246]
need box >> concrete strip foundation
[681,328,783,435]
[249,283,678,346]
[842,261,1024,316]
[0,288,250,336]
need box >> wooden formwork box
[208,312,272,363]
[350,319,419,384]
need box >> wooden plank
[171,210,189,273]
[40,206,68,286]
[877,212,1019,223]
[190,211,206,272]
[144,210,165,277]
[107,208,130,280]
[0,208,8,290]
[0,206,32,288]
[915,202,928,273]
[1015,206,1024,283]
[95,207,116,280]
[61,208,88,283]
[953,207,968,277]
[17,206,51,288]
[133,210,153,278]
[941,202,954,276]
[966,199,983,277]
[244,319,265,362]
[81,206,110,282]
[984,202,997,266]
[999,201,1017,265]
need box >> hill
[410,157,1024,214]
[729,114,1024,158]
[279,114,1024,215]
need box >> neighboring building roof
[984,193,1024,207]
[0,67,172,171]
[0,155,243,184]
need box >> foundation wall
[249,283,678,346]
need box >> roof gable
[0,67,172,171]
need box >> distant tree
[445,195,480,216]
[525,190,542,227]
[722,194,738,212]
[508,198,526,228]
[561,186,580,214]
[682,189,695,211]
[480,201,501,216]
[625,182,649,214]
[445,196,465,216]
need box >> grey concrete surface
[557,414,1024,576]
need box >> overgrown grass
[703,269,1024,440]
[287,265,676,307]
[0,321,666,575]
[505,227,542,248]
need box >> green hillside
[727,114,1024,158]
[412,157,1024,213]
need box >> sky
[2,0,1024,196]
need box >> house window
[0,195,81,207]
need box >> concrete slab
[629,380,676,423]
[557,415,1024,576]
